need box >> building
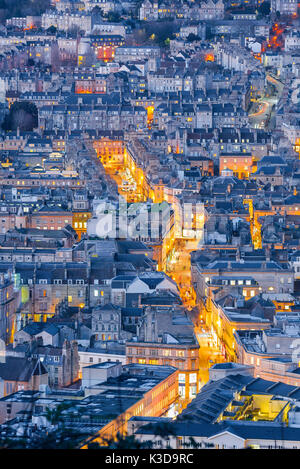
[126,305,201,406]
[0,356,48,398]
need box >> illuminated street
[249,73,283,130]
[249,101,269,118]
[99,148,225,391]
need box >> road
[249,73,283,130]
[157,238,226,384]
[249,101,269,118]
[96,147,226,388]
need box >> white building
[41,12,92,33]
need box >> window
[149,359,159,365]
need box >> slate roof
[21,322,59,337]
[0,357,47,381]
[138,421,300,442]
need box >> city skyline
[0,0,299,453]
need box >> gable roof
[0,357,47,382]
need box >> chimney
[266,246,271,261]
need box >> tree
[45,404,66,427]
[125,19,136,30]
[88,432,152,449]
[2,101,38,132]
[186,33,200,42]
[0,0,51,23]
[106,10,121,22]
[144,21,178,46]
[258,1,270,16]
[91,6,103,16]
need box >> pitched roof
[0,357,47,381]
